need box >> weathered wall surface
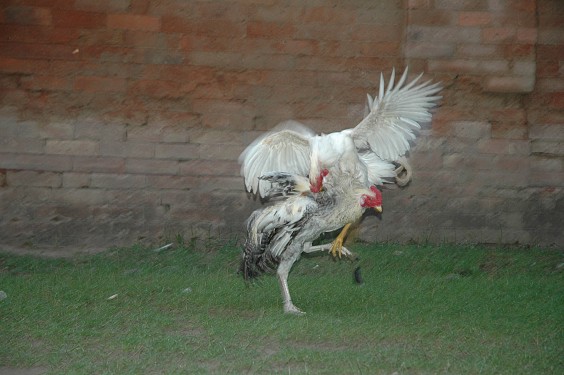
[361,0,564,245]
[0,0,562,252]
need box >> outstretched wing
[351,68,441,161]
[239,120,315,197]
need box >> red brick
[20,75,71,91]
[129,79,182,99]
[123,30,179,48]
[0,42,77,60]
[504,44,534,58]
[0,57,49,73]
[52,10,106,29]
[193,1,249,21]
[199,20,248,38]
[247,21,296,39]
[74,0,131,12]
[458,11,492,26]
[74,76,127,93]
[482,27,516,43]
[510,0,536,13]
[300,6,356,24]
[3,6,52,26]
[536,60,559,77]
[76,29,125,46]
[537,44,564,60]
[78,45,136,63]
[107,14,160,31]
[160,15,193,33]
[0,25,79,44]
[516,28,538,43]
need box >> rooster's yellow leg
[330,223,352,258]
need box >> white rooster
[239,68,441,257]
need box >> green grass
[1,242,562,374]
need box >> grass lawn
[0,241,562,374]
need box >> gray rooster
[241,169,384,315]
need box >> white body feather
[239,68,441,197]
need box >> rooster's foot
[330,223,351,258]
[329,238,344,258]
[284,303,305,315]
[340,246,353,258]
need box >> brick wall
[0,0,562,251]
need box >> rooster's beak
[374,206,382,213]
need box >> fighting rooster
[239,68,441,257]
[241,169,385,314]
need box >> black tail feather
[240,237,280,280]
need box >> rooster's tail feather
[240,209,280,280]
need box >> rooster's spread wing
[239,121,314,197]
[351,68,442,161]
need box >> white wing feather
[239,121,315,197]
[357,152,396,186]
[352,68,441,161]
